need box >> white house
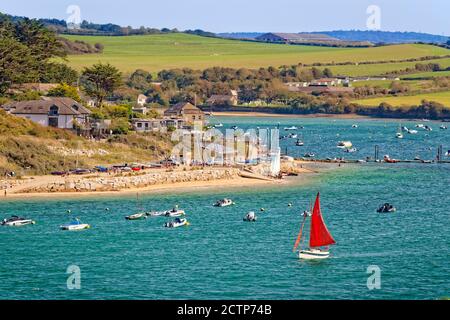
[3,97,91,129]
[137,94,147,106]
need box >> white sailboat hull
[299,249,330,260]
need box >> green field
[324,58,450,77]
[353,91,450,107]
[351,79,429,91]
[400,70,450,79]
[63,34,450,74]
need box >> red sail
[309,193,336,248]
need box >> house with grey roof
[163,102,205,126]
[2,97,91,129]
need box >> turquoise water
[0,117,449,300]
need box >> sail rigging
[309,193,336,248]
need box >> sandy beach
[0,163,319,200]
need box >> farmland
[63,33,450,74]
[353,91,450,107]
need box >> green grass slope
[63,33,450,74]
[0,110,172,175]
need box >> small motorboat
[164,218,190,228]
[213,198,235,207]
[303,153,315,158]
[295,140,304,147]
[164,207,186,217]
[214,123,223,128]
[344,148,357,153]
[384,155,399,163]
[416,124,425,128]
[146,211,165,217]
[407,129,418,134]
[445,150,450,157]
[377,203,397,213]
[284,126,298,131]
[125,212,147,220]
[60,218,90,231]
[288,133,298,139]
[352,124,358,128]
[424,125,433,131]
[440,125,448,130]
[337,141,352,149]
[230,126,239,130]
[396,132,404,139]
[243,211,257,222]
[1,216,35,227]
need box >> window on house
[49,105,59,116]
[137,123,142,128]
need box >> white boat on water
[164,218,190,228]
[125,212,147,220]
[295,140,304,147]
[164,207,186,217]
[284,126,298,131]
[337,141,352,149]
[445,150,450,157]
[213,198,235,207]
[1,216,35,227]
[344,148,357,153]
[408,129,418,134]
[440,125,448,130]
[293,193,336,260]
[146,211,165,217]
[214,123,223,128]
[243,211,257,222]
[396,132,404,139]
[352,124,358,128]
[60,219,90,231]
[289,134,298,139]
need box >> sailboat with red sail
[293,193,336,260]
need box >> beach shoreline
[0,163,320,200]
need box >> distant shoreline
[211,111,371,119]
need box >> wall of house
[58,115,75,129]
[15,114,49,127]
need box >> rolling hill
[62,33,450,74]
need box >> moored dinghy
[1,216,36,227]
[213,198,235,207]
[125,212,147,220]
[60,218,90,231]
[293,193,336,260]
[164,218,190,228]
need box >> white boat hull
[61,224,90,231]
[165,219,189,228]
[299,249,330,260]
[165,210,185,217]
[3,220,35,227]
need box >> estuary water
[0,117,449,300]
